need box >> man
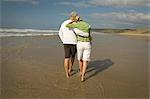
[58,11,77,78]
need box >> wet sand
[1,33,149,99]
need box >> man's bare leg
[69,57,75,73]
[64,58,70,78]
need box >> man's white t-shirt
[59,19,77,44]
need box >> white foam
[92,32,109,35]
[0,33,57,37]
[0,28,58,33]
[0,28,58,37]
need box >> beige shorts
[77,42,91,61]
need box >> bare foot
[78,69,82,76]
[81,76,85,82]
[69,69,73,73]
[79,72,82,76]
[66,73,70,78]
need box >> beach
[1,33,149,99]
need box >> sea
[0,28,58,37]
[0,28,107,38]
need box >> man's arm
[58,26,63,43]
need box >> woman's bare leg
[79,59,83,76]
[81,61,88,81]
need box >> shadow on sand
[85,59,114,81]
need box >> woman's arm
[73,28,89,37]
[66,22,77,29]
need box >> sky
[1,0,150,29]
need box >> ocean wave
[0,28,58,37]
[0,33,58,37]
[0,28,108,37]
[0,28,58,33]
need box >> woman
[66,16,92,81]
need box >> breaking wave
[0,28,58,37]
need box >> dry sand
[0,33,149,99]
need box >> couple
[59,11,92,82]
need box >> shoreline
[118,33,150,37]
[1,28,150,38]
[1,32,150,38]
